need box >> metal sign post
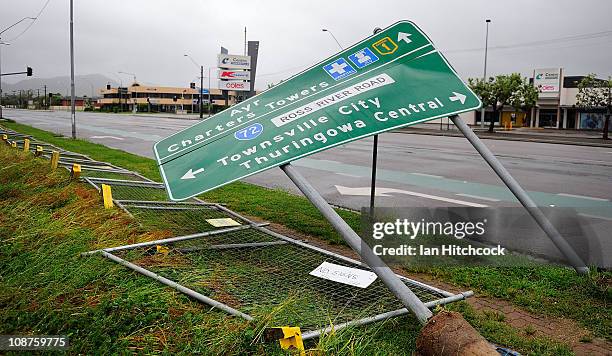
[450,115,589,274]
[281,162,432,324]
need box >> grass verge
[0,142,422,354]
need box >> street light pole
[0,41,9,119]
[184,54,212,118]
[208,67,212,114]
[69,0,76,138]
[199,65,204,118]
[321,28,343,51]
[481,19,491,129]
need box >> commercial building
[97,83,242,113]
[462,68,610,131]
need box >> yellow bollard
[35,145,44,156]
[101,184,114,209]
[1,134,7,141]
[71,164,81,180]
[50,151,60,170]
[23,138,30,152]
[11,141,17,148]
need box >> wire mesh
[80,168,150,181]
[0,130,31,139]
[48,151,92,160]
[83,178,203,203]
[85,178,171,201]
[112,227,447,330]
[117,201,244,235]
[59,161,119,171]
[55,156,107,165]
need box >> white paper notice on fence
[205,218,241,227]
[309,261,377,288]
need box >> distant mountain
[1,74,119,98]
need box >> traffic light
[48,93,53,98]
[190,82,196,89]
[26,67,33,76]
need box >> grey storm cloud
[1,0,611,91]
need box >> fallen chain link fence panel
[1,125,473,340]
[102,225,471,338]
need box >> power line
[444,29,612,54]
[6,0,51,42]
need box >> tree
[576,74,612,140]
[509,79,539,127]
[469,74,524,132]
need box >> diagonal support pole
[280,163,433,325]
[450,115,589,275]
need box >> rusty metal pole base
[416,311,497,356]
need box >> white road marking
[411,172,443,178]
[557,193,609,202]
[456,193,500,202]
[335,173,362,178]
[335,185,488,207]
[90,136,125,140]
[578,213,612,221]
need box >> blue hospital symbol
[323,58,356,81]
[348,47,379,68]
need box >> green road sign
[154,20,481,200]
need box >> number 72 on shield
[234,123,264,141]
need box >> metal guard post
[450,115,589,275]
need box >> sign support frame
[449,115,589,275]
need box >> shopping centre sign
[154,20,481,200]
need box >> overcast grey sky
[1,0,611,90]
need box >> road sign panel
[154,20,481,200]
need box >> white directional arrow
[181,168,205,180]
[335,185,487,207]
[397,32,412,44]
[335,185,392,197]
[449,92,467,105]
